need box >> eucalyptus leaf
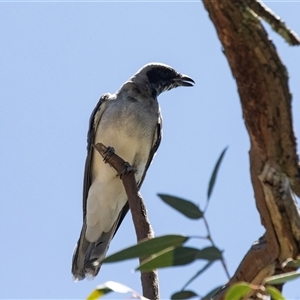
[207,147,228,200]
[224,282,252,300]
[158,194,203,219]
[103,235,189,263]
[171,290,198,299]
[266,286,285,300]
[196,246,223,261]
[264,271,300,285]
[137,247,202,272]
[87,281,147,300]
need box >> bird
[72,62,195,281]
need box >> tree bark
[202,0,300,298]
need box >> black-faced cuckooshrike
[72,63,194,281]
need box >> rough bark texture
[94,143,159,300]
[202,0,300,298]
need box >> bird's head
[131,63,195,97]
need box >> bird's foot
[120,162,136,178]
[103,146,115,163]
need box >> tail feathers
[71,221,118,281]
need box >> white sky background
[0,1,299,299]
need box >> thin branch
[94,143,159,300]
[202,215,231,280]
[245,0,300,46]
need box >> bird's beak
[174,74,195,87]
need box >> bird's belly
[85,121,154,242]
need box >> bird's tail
[71,221,118,281]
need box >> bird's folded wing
[82,93,111,221]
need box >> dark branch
[94,143,159,300]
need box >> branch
[202,0,300,298]
[245,0,300,46]
[94,143,159,300]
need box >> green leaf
[137,247,203,271]
[87,287,111,300]
[201,285,223,299]
[87,281,147,300]
[182,261,215,290]
[158,194,203,219]
[196,246,223,261]
[264,271,300,285]
[266,286,285,300]
[171,290,198,299]
[207,147,228,200]
[137,246,222,272]
[225,282,252,300]
[103,235,189,263]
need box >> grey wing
[138,111,162,188]
[71,93,111,280]
[82,93,111,221]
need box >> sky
[0,1,300,299]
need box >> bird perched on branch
[72,62,195,281]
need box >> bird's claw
[120,162,136,178]
[103,146,115,163]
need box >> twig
[245,0,300,46]
[94,143,159,300]
[202,215,231,280]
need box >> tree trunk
[202,0,300,298]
